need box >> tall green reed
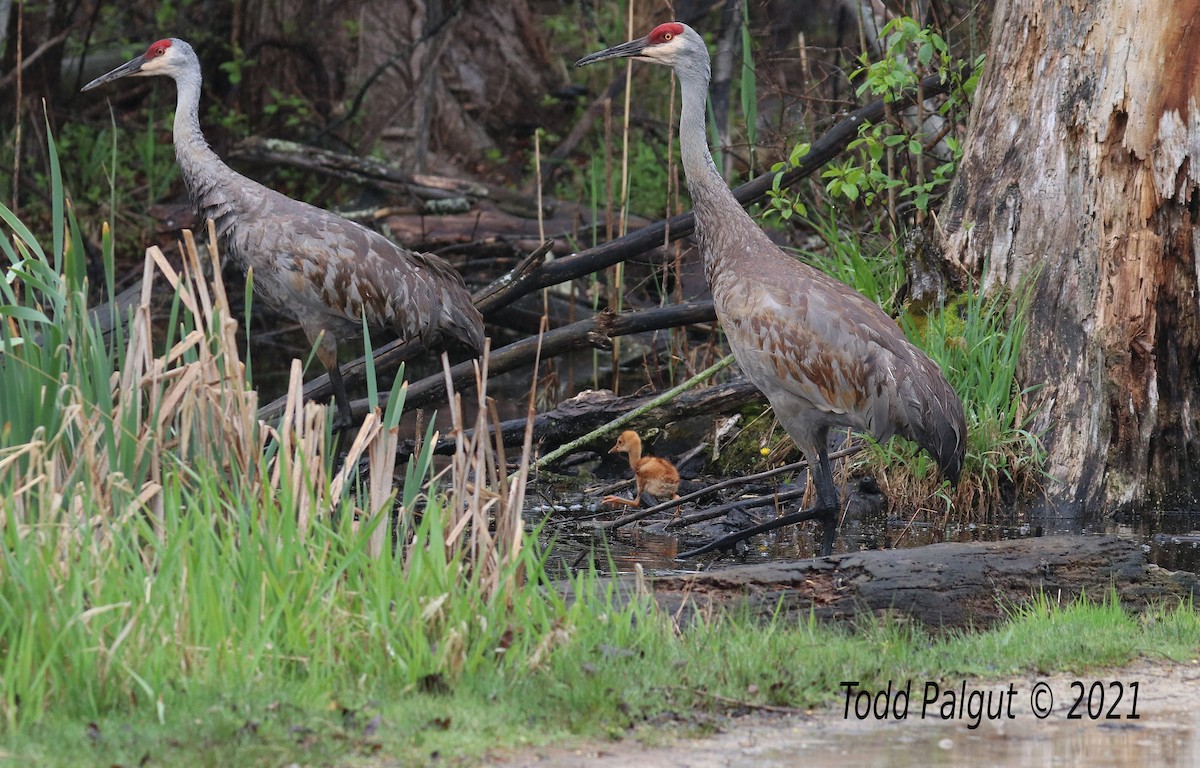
[0,131,591,730]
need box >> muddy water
[496,661,1200,767]
[539,505,1200,580]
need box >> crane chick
[577,24,965,556]
[603,430,681,508]
[83,38,485,426]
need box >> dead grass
[2,219,534,595]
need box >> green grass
[3,592,1196,766]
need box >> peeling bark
[941,0,1200,523]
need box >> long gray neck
[676,62,757,262]
[170,60,243,242]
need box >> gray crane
[577,22,965,557]
[83,38,485,426]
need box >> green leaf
[0,305,51,324]
[918,42,934,67]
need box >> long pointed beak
[574,36,649,68]
[81,54,147,92]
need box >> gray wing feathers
[717,249,965,482]
[190,165,484,354]
[894,354,966,482]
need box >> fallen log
[394,376,763,461]
[228,136,549,218]
[256,300,719,422]
[599,536,1197,631]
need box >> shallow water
[532,497,1200,579]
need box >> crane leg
[326,362,354,429]
[311,329,354,429]
[676,448,841,560]
[809,448,841,557]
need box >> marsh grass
[0,134,596,734]
[5,589,1196,766]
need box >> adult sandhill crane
[577,23,965,557]
[83,38,485,425]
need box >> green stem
[528,353,737,475]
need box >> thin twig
[529,353,737,475]
[669,488,807,530]
[0,29,69,94]
[676,500,836,560]
[605,445,864,529]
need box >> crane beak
[574,36,649,68]
[81,54,147,92]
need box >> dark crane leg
[677,447,841,560]
[309,328,354,430]
[809,448,840,556]
[326,362,354,429]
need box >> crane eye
[663,32,673,41]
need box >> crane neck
[170,65,206,153]
[675,59,752,250]
[167,59,245,244]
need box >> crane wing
[226,187,483,352]
[716,260,927,444]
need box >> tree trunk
[940,0,1200,526]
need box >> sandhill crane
[576,23,965,557]
[603,430,681,508]
[83,38,485,425]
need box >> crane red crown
[648,22,684,44]
[145,39,173,57]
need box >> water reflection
[534,501,1200,578]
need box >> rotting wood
[670,487,808,532]
[229,136,658,249]
[395,302,718,413]
[596,536,1197,630]
[940,0,1200,521]
[261,300,718,423]
[227,136,548,218]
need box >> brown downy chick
[603,430,681,508]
